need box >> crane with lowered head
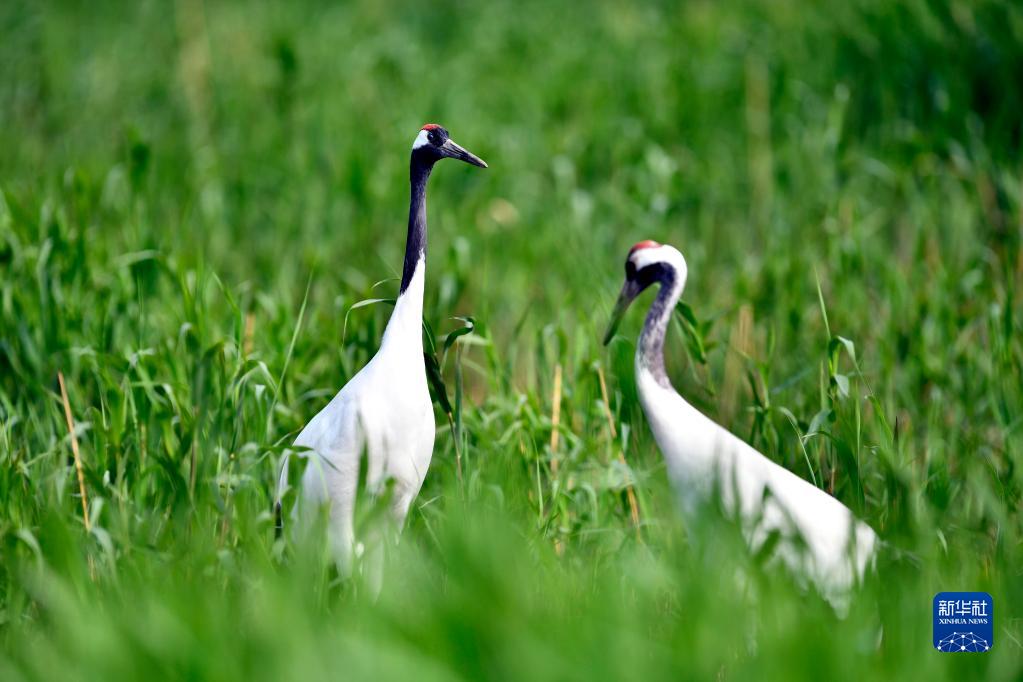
[603,240,878,611]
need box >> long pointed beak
[603,280,642,345]
[441,138,488,168]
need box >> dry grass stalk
[58,372,91,533]
[549,363,562,476]
[244,312,255,356]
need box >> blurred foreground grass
[1,0,1021,679]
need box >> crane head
[412,124,487,168]
[603,240,687,345]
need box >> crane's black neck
[638,264,681,388]
[400,157,435,294]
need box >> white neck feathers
[381,255,425,351]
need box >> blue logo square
[933,592,993,652]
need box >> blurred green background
[1,0,1021,679]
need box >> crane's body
[277,125,485,576]
[605,241,877,608]
[635,362,877,601]
[292,258,435,561]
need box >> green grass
[1,0,1022,679]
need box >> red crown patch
[629,240,661,255]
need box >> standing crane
[603,240,877,609]
[277,124,486,584]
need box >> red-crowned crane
[277,125,486,587]
[603,240,877,611]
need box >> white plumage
[276,125,486,582]
[289,260,434,567]
[604,240,877,609]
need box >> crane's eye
[428,130,438,144]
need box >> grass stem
[57,372,91,534]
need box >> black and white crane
[603,240,877,609]
[277,124,486,581]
